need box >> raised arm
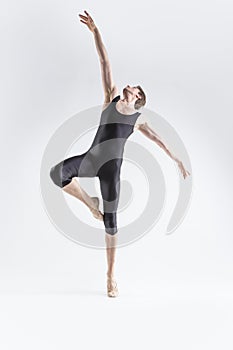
[138,122,191,179]
[78,10,118,103]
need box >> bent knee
[49,164,64,188]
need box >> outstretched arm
[78,10,118,103]
[138,122,191,179]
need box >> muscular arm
[93,27,118,102]
[138,122,179,162]
[92,27,108,63]
[78,10,118,103]
[137,121,191,179]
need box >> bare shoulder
[101,86,119,112]
[133,113,151,132]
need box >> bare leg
[63,178,103,220]
[105,233,119,297]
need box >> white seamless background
[1,1,233,349]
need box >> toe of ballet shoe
[107,280,119,297]
[107,291,118,297]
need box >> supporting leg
[105,233,117,278]
[98,167,120,297]
[105,233,119,297]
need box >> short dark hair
[134,85,146,110]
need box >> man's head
[123,85,146,110]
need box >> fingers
[84,10,93,20]
[178,163,191,178]
[183,170,191,179]
[78,12,94,29]
[78,10,93,21]
[79,14,88,20]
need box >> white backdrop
[1,0,233,349]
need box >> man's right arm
[78,11,118,103]
[92,26,118,103]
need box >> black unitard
[50,95,141,234]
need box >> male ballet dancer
[50,10,190,297]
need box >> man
[51,10,190,298]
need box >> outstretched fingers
[79,14,88,24]
[78,10,93,21]
[78,10,96,31]
[84,10,93,21]
[79,14,87,20]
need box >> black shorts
[49,151,122,235]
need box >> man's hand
[78,10,116,100]
[78,10,96,33]
[177,160,191,179]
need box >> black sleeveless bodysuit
[50,95,141,234]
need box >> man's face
[123,85,141,100]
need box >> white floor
[1,279,233,350]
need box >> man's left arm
[138,122,191,179]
